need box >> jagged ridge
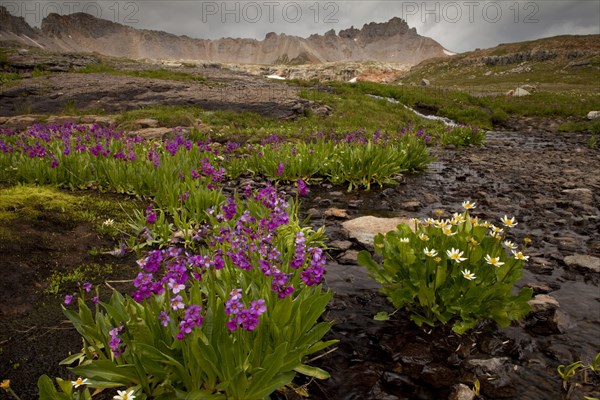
[0,6,446,65]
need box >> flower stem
[6,388,23,400]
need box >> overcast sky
[5,0,600,52]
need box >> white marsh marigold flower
[485,254,505,267]
[447,248,467,263]
[462,200,476,210]
[512,250,530,261]
[462,269,476,280]
[501,215,518,228]
[424,247,438,257]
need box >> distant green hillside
[400,35,600,94]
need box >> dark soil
[0,193,139,400]
[1,130,599,400]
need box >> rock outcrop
[0,6,447,65]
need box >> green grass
[77,62,205,83]
[113,87,453,140]
[32,67,51,78]
[342,81,600,131]
[0,71,20,85]
[44,263,114,295]
[0,49,7,65]
[117,105,204,128]
[0,184,143,242]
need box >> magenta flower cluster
[176,304,204,339]
[0,123,145,169]
[109,325,125,358]
[192,158,226,187]
[225,289,267,331]
[129,184,327,340]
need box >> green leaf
[244,343,290,398]
[294,364,330,379]
[185,392,227,400]
[60,352,85,366]
[357,250,377,270]
[55,378,73,396]
[71,360,140,387]
[306,339,339,356]
[374,311,391,321]
[37,375,65,400]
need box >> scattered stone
[587,111,600,120]
[134,118,159,128]
[337,249,359,265]
[449,384,476,400]
[312,105,333,117]
[468,357,512,374]
[329,191,344,197]
[556,235,582,252]
[348,200,364,208]
[563,254,600,273]
[527,295,571,335]
[306,208,321,218]
[328,240,353,251]
[422,193,440,204]
[420,363,457,387]
[46,115,80,125]
[318,198,333,207]
[368,382,402,400]
[400,201,422,211]
[134,127,172,139]
[2,115,38,130]
[342,216,416,247]
[324,208,349,219]
[524,282,554,295]
[421,78,430,87]
[91,116,117,126]
[382,188,396,198]
[171,231,186,242]
[528,294,559,312]
[467,357,516,397]
[562,188,594,206]
[552,310,571,332]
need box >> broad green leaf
[71,360,140,386]
[37,375,68,400]
[55,378,73,396]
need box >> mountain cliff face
[0,6,447,65]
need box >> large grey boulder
[342,216,416,247]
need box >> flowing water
[298,130,600,399]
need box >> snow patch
[443,49,457,56]
[266,74,285,80]
[21,34,44,49]
[349,77,357,83]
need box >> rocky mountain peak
[1,10,446,66]
[360,17,411,40]
[0,5,39,37]
[41,12,121,39]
